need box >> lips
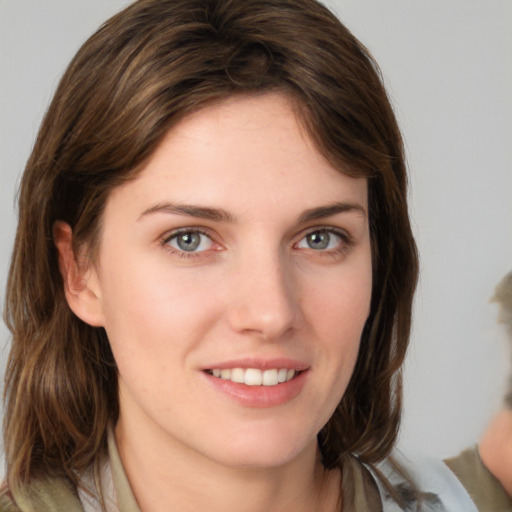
[202,359,309,408]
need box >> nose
[226,251,301,341]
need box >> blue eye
[166,231,214,252]
[297,230,343,251]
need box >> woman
[1,0,475,510]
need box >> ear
[53,221,105,327]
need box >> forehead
[104,93,368,221]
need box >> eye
[165,230,214,253]
[296,229,344,251]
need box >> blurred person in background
[446,271,512,511]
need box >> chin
[211,446,311,470]
[198,422,319,470]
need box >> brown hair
[4,0,418,497]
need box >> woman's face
[82,93,372,469]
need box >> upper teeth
[210,368,296,386]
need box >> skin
[55,93,373,512]
[480,409,512,496]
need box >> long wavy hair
[4,0,418,499]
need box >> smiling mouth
[204,368,302,386]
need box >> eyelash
[295,227,352,256]
[161,228,218,259]
[160,226,353,259]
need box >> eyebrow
[139,201,366,223]
[140,202,236,223]
[297,202,367,223]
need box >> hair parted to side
[4,0,418,491]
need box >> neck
[114,417,341,512]
[479,408,512,496]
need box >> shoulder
[445,445,512,512]
[0,477,84,512]
[372,450,479,512]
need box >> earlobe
[53,221,105,327]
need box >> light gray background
[1,0,511,471]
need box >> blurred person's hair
[493,271,512,408]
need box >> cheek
[97,257,222,365]
[295,266,371,430]
[304,263,372,343]
[303,258,372,388]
